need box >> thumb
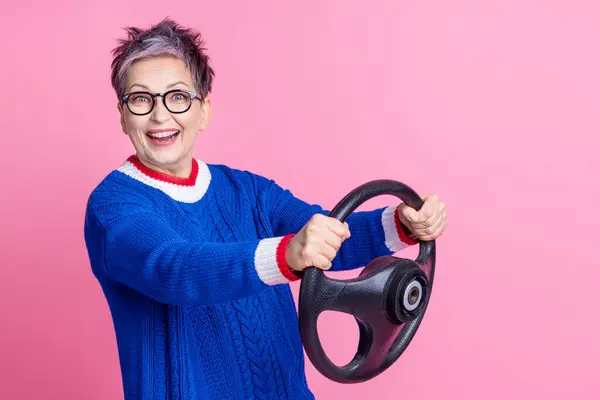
[400,205,420,223]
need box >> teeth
[148,130,178,138]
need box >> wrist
[395,205,418,245]
[276,234,301,281]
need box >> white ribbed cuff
[254,237,291,285]
[382,206,410,252]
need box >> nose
[150,98,172,123]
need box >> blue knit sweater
[84,155,416,399]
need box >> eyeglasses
[121,89,200,116]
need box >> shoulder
[207,163,287,193]
[85,169,157,230]
[206,164,298,218]
[83,167,161,275]
[206,163,276,196]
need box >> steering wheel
[297,179,436,383]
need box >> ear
[198,98,211,131]
[117,102,127,134]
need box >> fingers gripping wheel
[297,180,436,383]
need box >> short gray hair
[110,18,215,100]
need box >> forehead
[125,55,193,91]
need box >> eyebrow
[128,81,192,92]
[167,81,192,89]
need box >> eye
[168,91,191,103]
[131,94,150,103]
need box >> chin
[146,145,194,172]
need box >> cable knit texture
[84,155,415,399]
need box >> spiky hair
[110,18,215,100]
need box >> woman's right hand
[286,214,351,272]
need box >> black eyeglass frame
[121,89,201,116]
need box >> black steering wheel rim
[298,179,436,383]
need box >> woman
[84,18,448,400]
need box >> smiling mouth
[146,130,180,144]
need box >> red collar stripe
[126,155,199,187]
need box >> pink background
[2,1,599,399]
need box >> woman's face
[118,55,210,177]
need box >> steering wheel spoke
[354,315,406,377]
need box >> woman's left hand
[397,194,448,241]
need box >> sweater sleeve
[84,191,301,306]
[247,173,418,272]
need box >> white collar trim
[117,159,211,203]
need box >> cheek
[177,110,204,134]
[123,115,148,135]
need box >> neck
[137,155,193,179]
